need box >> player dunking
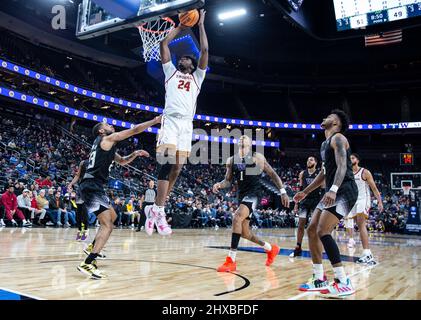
[68,159,89,241]
[294,109,358,297]
[77,117,159,279]
[345,153,383,265]
[290,156,324,257]
[212,135,290,272]
[144,9,208,236]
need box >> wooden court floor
[0,227,420,300]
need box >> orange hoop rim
[137,17,175,34]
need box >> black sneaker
[289,247,302,257]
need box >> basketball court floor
[0,227,419,300]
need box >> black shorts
[316,181,358,220]
[79,179,111,216]
[239,195,259,220]
[75,185,84,205]
[298,199,320,220]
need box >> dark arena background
[0,0,420,306]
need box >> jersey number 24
[177,80,191,92]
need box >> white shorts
[348,198,370,219]
[157,114,193,154]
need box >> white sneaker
[144,205,156,236]
[22,221,32,228]
[64,222,71,228]
[0,219,5,227]
[155,211,172,236]
[322,278,355,298]
[130,224,135,229]
[57,222,63,227]
[46,221,54,226]
[356,253,377,265]
[347,238,355,248]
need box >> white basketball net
[138,18,175,62]
[403,186,411,196]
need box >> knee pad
[157,162,173,181]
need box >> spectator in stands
[41,176,53,188]
[124,199,139,229]
[113,197,123,227]
[1,185,32,227]
[49,191,71,227]
[30,190,46,225]
[63,193,77,226]
[35,175,43,186]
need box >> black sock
[296,242,301,248]
[320,234,341,265]
[85,253,98,264]
[231,233,241,250]
[91,239,96,246]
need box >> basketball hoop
[137,17,175,62]
[403,186,411,196]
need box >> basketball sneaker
[322,278,355,297]
[81,231,88,241]
[76,231,82,241]
[155,211,172,236]
[83,243,107,259]
[144,205,156,236]
[347,238,356,248]
[299,274,329,292]
[217,257,237,272]
[265,244,280,266]
[356,253,377,266]
[289,246,302,257]
[77,262,107,280]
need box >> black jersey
[320,132,354,191]
[231,153,261,200]
[83,136,117,184]
[302,169,322,201]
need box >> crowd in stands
[0,112,417,234]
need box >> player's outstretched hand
[135,150,150,158]
[198,9,206,25]
[212,183,221,194]
[281,194,290,208]
[322,191,336,208]
[293,191,307,203]
[154,115,163,124]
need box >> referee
[136,180,156,232]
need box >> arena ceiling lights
[218,8,247,21]
[0,58,418,131]
[0,86,280,148]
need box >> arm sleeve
[162,61,177,81]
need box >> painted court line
[287,264,374,300]
[0,287,44,300]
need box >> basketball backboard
[76,0,204,39]
[390,172,421,191]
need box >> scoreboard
[333,0,421,31]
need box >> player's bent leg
[345,217,355,248]
[356,213,376,265]
[241,219,280,267]
[217,206,249,272]
[166,152,188,198]
[317,210,355,297]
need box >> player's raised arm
[197,9,208,70]
[102,116,161,149]
[160,25,186,64]
[114,150,150,167]
[363,169,384,212]
[255,153,290,208]
[213,157,233,193]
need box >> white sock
[362,249,372,256]
[313,264,324,280]
[349,238,354,242]
[333,266,347,284]
[263,242,272,251]
[228,250,237,261]
[153,203,165,212]
[12,219,17,224]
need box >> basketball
[179,9,200,27]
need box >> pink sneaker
[155,211,172,236]
[144,205,156,236]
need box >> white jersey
[162,61,206,119]
[354,167,370,201]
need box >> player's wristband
[280,188,287,195]
[329,185,339,193]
